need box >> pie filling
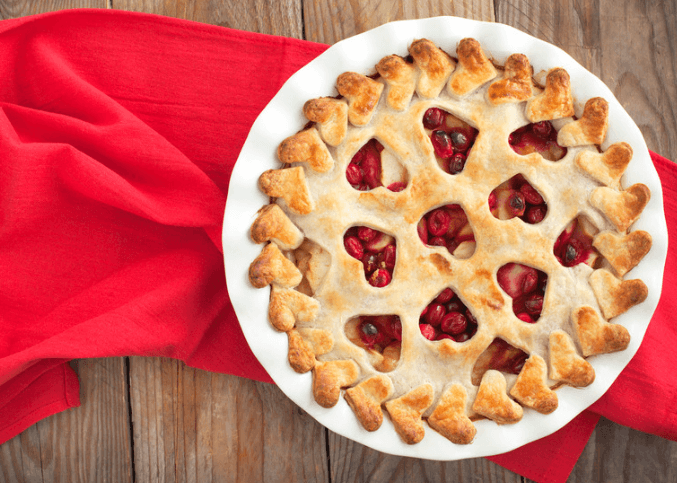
[490,174,547,224]
[347,139,408,192]
[344,226,396,287]
[345,315,402,372]
[423,108,479,175]
[417,204,475,258]
[497,263,548,323]
[471,338,529,386]
[554,216,601,268]
[419,287,478,342]
[509,121,567,161]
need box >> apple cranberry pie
[248,37,651,445]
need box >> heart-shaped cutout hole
[419,287,478,342]
[497,263,548,323]
[422,107,479,175]
[489,174,548,224]
[417,204,475,258]
[554,216,602,268]
[346,138,409,192]
[345,315,402,372]
[509,121,567,161]
[344,226,396,287]
[471,338,529,385]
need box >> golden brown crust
[277,127,334,172]
[487,53,533,105]
[575,142,633,186]
[448,38,498,96]
[408,39,455,99]
[336,72,384,126]
[590,269,649,319]
[427,384,477,444]
[375,55,417,111]
[548,331,595,387]
[297,328,334,356]
[526,68,575,122]
[303,98,348,146]
[312,360,360,408]
[593,230,652,277]
[250,204,304,250]
[287,329,316,373]
[572,306,630,357]
[509,354,558,414]
[557,97,609,146]
[248,243,302,289]
[384,384,434,444]
[268,285,320,331]
[259,167,315,215]
[344,375,394,431]
[590,183,651,232]
[472,370,523,424]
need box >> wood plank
[128,357,329,483]
[303,0,495,45]
[0,359,133,483]
[0,0,107,19]
[111,0,304,39]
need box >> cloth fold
[0,9,673,483]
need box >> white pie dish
[223,16,668,459]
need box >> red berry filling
[490,174,548,224]
[344,226,396,287]
[417,204,475,258]
[554,217,601,268]
[345,315,402,372]
[471,338,529,385]
[497,263,548,322]
[422,108,478,175]
[509,121,567,161]
[346,139,408,192]
[419,288,478,342]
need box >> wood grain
[303,0,496,45]
[111,0,304,38]
[0,359,133,483]
[0,0,107,18]
[128,357,328,483]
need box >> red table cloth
[0,9,674,483]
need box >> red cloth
[0,9,673,483]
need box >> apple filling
[423,108,479,175]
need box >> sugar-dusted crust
[247,37,652,445]
[408,39,455,99]
[548,331,595,388]
[344,374,394,431]
[575,142,633,187]
[303,98,348,146]
[312,360,360,408]
[278,127,334,172]
[593,230,652,277]
[558,97,609,147]
[572,306,630,357]
[487,53,533,105]
[428,384,477,444]
[590,269,648,319]
[376,55,417,110]
[590,184,651,232]
[509,354,558,414]
[526,68,575,122]
[384,384,434,444]
[448,38,497,97]
[336,72,384,126]
[250,204,304,250]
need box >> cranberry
[449,129,470,152]
[423,108,445,129]
[488,192,497,210]
[360,321,379,347]
[429,236,446,247]
[526,205,547,224]
[427,209,451,236]
[417,219,429,244]
[361,153,382,188]
[447,153,466,174]
[369,269,392,287]
[516,312,534,323]
[435,288,454,304]
[383,244,396,270]
[525,293,544,316]
[425,303,446,327]
[446,300,464,313]
[431,130,454,158]
[385,317,402,341]
[419,323,437,341]
[508,191,526,217]
[357,226,377,242]
[344,236,364,259]
[562,239,584,267]
[519,183,544,205]
[346,163,363,186]
[454,332,470,343]
[441,311,467,335]
[362,253,379,274]
[387,182,407,192]
[511,354,528,374]
[532,121,553,138]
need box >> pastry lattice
[248,38,651,444]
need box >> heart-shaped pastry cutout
[336,72,384,126]
[525,67,575,122]
[572,306,630,356]
[422,108,478,175]
[490,174,548,223]
[417,204,475,258]
[593,230,652,277]
[590,183,651,232]
[557,97,609,147]
[590,269,648,319]
[488,53,534,105]
[497,263,548,322]
[419,287,478,342]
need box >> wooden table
[1,1,676,482]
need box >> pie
[247,36,652,445]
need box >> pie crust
[246,36,652,445]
